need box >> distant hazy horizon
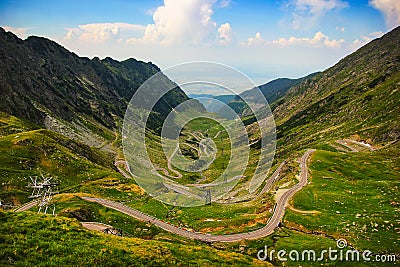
[1,0,398,85]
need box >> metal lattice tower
[27,175,59,215]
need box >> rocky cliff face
[0,27,192,147]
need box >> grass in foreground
[0,211,271,267]
[284,145,399,254]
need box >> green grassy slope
[0,110,274,236]
[214,25,400,263]
[286,144,399,253]
[0,27,194,148]
[0,212,271,267]
[272,27,400,156]
[0,112,119,206]
[0,25,399,267]
[210,143,398,266]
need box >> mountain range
[0,25,399,266]
[0,27,190,149]
[188,94,235,113]
[271,26,399,154]
[0,25,399,200]
[189,73,319,117]
[241,73,319,104]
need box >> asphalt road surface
[82,149,315,242]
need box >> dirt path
[289,206,321,214]
[336,139,375,152]
[81,222,113,231]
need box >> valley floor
[2,140,398,266]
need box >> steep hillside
[0,27,190,148]
[0,27,200,207]
[0,212,269,266]
[189,94,235,113]
[243,73,319,104]
[270,26,400,154]
[1,25,399,267]
[227,73,318,116]
[0,112,118,206]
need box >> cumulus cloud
[351,31,384,50]
[287,0,348,29]
[369,0,400,29]
[127,0,233,46]
[64,23,145,44]
[241,32,266,47]
[128,0,221,45]
[218,23,232,45]
[243,31,345,48]
[63,1,232,46]
[3,26,30,38]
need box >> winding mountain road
[14,149,314,242]
[114,160,132,179]
[154,144,183,179]
[82,149,315,242]
[218,160,285,204]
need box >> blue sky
[1,0,399,88]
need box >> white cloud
[351,31,384,50]
[287,0,348,29]
[127,0,233,46]
[243,31,344,48]
[128,0,220,45]
[3,26,30,38]
[241,32,266,47]
[64,28,76,40]
[64,23,145,44]
[336,26,345,32]
[64,1,232,46]
[369,0,400,29]
[146,7,158,16]
[293,0,348,15]
[218,23,232,45]
[271,31,345,48]
[219,0,231,8]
